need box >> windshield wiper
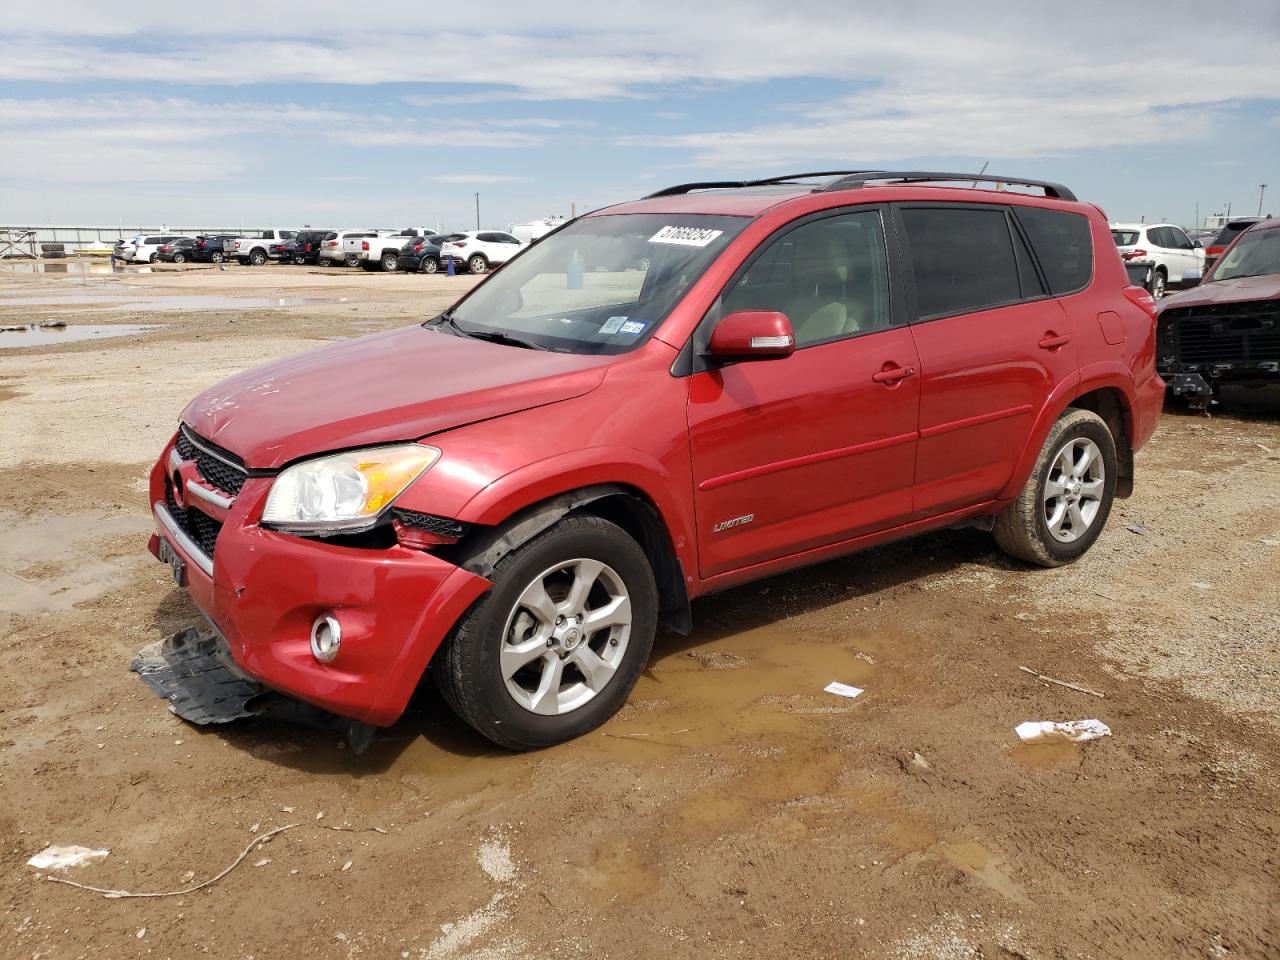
[425,311,547,350]
[463,329,549,351]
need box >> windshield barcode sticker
[649,225,724,247]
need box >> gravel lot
[1,262,1277,960]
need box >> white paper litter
[27,845,110,870]
[1015,719,1111,743]
[823,681,864,699]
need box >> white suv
[1110,222,1205,298]
[439,230,526,274]
[115,234,191,263]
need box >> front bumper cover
[131,627,378,751]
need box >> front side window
[720,210,892,347]
[444,213,747,354]
[1211,227,1280,281]
[901,207,1021,319]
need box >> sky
[0,1,1277,232]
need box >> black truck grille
[1160,301,1280,367]
[176,426,249,495]
[164,477,223,557]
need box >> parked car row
[111,226,531,274]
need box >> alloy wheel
[1043,437,1105,543]
[500,558,632,716]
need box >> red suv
[144,171,1164,749]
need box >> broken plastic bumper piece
[131,627,377,752]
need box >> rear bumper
[146,442,491,725]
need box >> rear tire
[1150,268,1167,298]
[249,249,267,266]
[293,255,305,265]
[172,253,186,264]
[434,514,658,750]
[211,251,224,263]
[380,252,399,272]
[421,256,439,274]
[467,254,488,274]
[993,408,1117,567]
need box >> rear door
[895,203,1079,516]
[687,207,921,577]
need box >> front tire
[148,253,158,263]
[993,408,1117,567]
[435,514,658,750]
[467,254,488,274]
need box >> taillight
[361,240,369,251]
[1124,285,1158,320]
[197,240,206,249]
[1120,248,1148,261]
[454,241,467,248]
[414,243,424,252]
[1206,246,1225,257]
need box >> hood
[182,325,611,469]
[1159,273,1280,312]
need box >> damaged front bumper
[131,627,379,751]
[141,433,492,732]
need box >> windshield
[443,213,748,354]
[1111,230,1140,246]
[1210,227,1280,281]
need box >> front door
[687,208,921,578]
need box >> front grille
[1160,301,1280,367]
[164,477,223,558]
[176,426,249,495]
[392,509,468,539]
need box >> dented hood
[182,325,610,468]
[1159,273,1280,311]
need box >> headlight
[261,444,440,534]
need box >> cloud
[427,175,531,184]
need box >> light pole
[474,193,480,230]
[1259,185,1268,217]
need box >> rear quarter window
[1015,207,1093,295]
[1111,230,1140,246]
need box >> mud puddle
[0,323,159,348]
[0,260,146,275]
[0,292,342,312]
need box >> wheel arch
[443,483,691,636]
[999,372,1138,501]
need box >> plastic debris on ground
[824,681,864,699]
[27,845,110,870]
[1015,719,1111,743]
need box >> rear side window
[901,207,1021,319]
[1015,207,1093,295]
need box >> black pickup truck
[292,229,332,265]
[190,235,238,264]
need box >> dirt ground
[1,261,1277,960]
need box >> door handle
[1038,333,1071,350]
[872,364,916,385]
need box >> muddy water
[0,260,141,275]
[0,293,341,312]
[0,323,159,348]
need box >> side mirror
[1180,270,1202,288]
[707,310,796,360]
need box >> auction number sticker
[649,225,724,247]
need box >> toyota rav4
[143,171,1164,750]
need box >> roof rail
[645,171,877,199]
[818,171,1077,201]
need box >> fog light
[310,614,342,663]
